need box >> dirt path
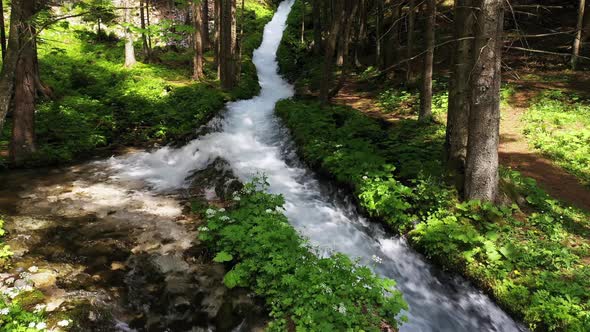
[0,158,265,331]
[333,79,590,212]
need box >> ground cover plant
[275,98,590,331]
[195,180,408,331]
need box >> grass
[522,90,590,187]
[0,0,276,167]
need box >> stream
[0,1,526,331]
[106,1,526,331]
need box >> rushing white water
[107,1,525,331]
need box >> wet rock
[187,158,243,200]
[29,271,57,289]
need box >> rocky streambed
[0,157,264,331]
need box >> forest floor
[332,76,590,212]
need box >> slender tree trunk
[572,0,586,70]
[330,0,358,98]
[464,0,504,202]
[219,0,237,90]
[446,0,474,187]
[214,0,220,77]
[355,0,367,67]
[237,0,244,79]
[386,1,401,68]
[123,0,136,67]
[202,0,210,50]
[312,0,322,55]
[146,0,152,49]
[406,0,416,83]
[319,0,344,103]
[192,0,204,80]
[376,0,383,67]
[300,0,305,43]
[419,0,435,122]
[0,0,6,60]
[140,0,151,61]
[97,18,102,40]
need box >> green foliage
[522,90,590,187]
[378,89,418,115]
[197,180,407,331]
[275,98,590,331]
[0,218,11,264]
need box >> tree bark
[330,0,359,98]
[146,0,152,50]
[202,0,210,50]
[354,0,367,67]
[419,0,435,122]
[214,0,220,77]
[0,0,6,60]
[192,0,204,80]
[219,0,237,90]
[312,0,322,55]
[445,0,474,187]
[319,0,344,103]
[406,0,416,83]
[123,0,136,67]
[572,0,586,70]
[376,0,383,67]
[464,0,504,202]
[139,0,151,61]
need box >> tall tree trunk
[140,0,151,61]
[219,0,237,90]
[300,0,305,43]
[572,0,586,70]
[355,0,367,67]
[192,0,204,80]
[236,0,244,79]
[464,0,504,202]
[330,0,358,98]
[319,0,344,103]
[146,0,152,49]
[8,0,37,165]
[312,0,322,55]
[202,0,210,50]
[0,0,24,134]
[214,0,220,77]
[419,0,435,122]
[376,0,383,67]
[386,0,401,68]
[446,0,474,188]
[406,0,416,83]
[0,0,6,60]
[123,0,136,67]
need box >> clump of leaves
[197,180,408,331]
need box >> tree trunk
[214,0,220,77]
[202,0,210,50]
[219,0,237,90]
[330,0,358,98]
[123,0,136,67]
[572,0,586,70]
[140,0,151,61]
[386,0,401,68]
[192,0,204,80]
[376,0,383,67]
[354,0,367,67]
[319,0,344,103]
[0,0,6,60]
[8,0,37,165]
[312,0,322,55]
[146,0,152,50]
[419,0,435,122]
[446,0,474,188]
[237,0,244,79]
[406,0,416,83]
[464,0,504,202]
[300,0,305,43]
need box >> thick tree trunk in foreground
[446,0,474,187]
[572,0,586,70]
[464,0,504,202]
[192,0,204,80]
[0,0,6,60]
[219,0,237,90]
[319,0,344,103]
[419,0,435,122]
[123,0,137,68]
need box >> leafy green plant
[197,180,408,331]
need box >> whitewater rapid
[107,1,525,331]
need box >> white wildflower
[337,303,347,314]
[265,209,273,214]
[371,255,383,264]
[233,196,241,201]
[205,208,216,216]
[218,208,226,212]
[34,304,46,313]
[57,320,70,327]
[28,266,39,273]
[362,176,368,180]
[219,216,230,221]
[0,308,9,315]
[36,322,47,330]
[4,277,14,285]
[29,322,36,328]
[198,226,209,232]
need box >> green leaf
[213,251,233,263]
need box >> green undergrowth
[195,180,408,331]
[275,98,590,331]
[522,90,590,187]
[0,217,11,267]
[0,0,275,167]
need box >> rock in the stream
[29,271,57,289]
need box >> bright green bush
[522,90,590,187]
[196,180,408,331]
[275,97,590,331]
